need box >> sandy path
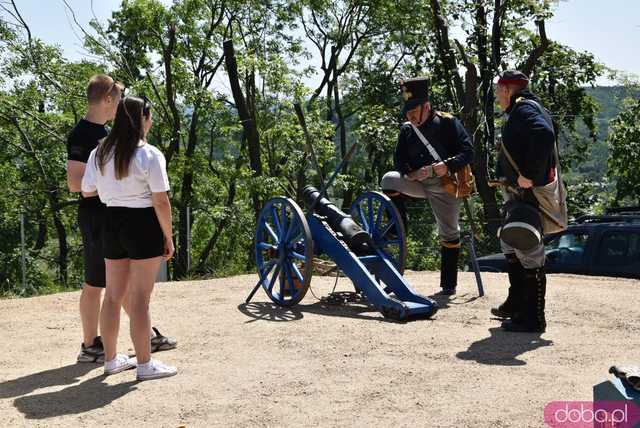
[1,272,639,427]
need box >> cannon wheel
[255,197,313,306]
[350,191,407,273]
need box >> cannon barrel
[302,186,372,254]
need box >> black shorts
[78,197,107,288]
[103,207,164,260]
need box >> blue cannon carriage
[247,185,438,321]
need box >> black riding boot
[437,245,460,295]
[491,253,525,318]
[502,267,546,333]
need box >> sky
[4,0,639,87]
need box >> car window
[545,232,589,266]
[596,231,640,268]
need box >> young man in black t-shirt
[67,75,177,363]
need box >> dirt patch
[1,272,639,427]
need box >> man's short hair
[86,74,124,104]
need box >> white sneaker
[104,354,136,375]
[136,359,177,381]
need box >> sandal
[150,327,177,353]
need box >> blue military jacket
[497,93,556,186]
[393,111,474,175]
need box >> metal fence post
[186,206,191,273]
[156,259,168,282]
[20,213,26,291]
[19,213,33,294]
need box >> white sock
[105,356,119,365]
[138,361,152,370]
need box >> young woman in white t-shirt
[82,96,177,380]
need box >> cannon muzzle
[302,186,372,254]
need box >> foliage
[0,0,626,296]
[607,97,640,204]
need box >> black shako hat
[497,70,529,86]
[400,77,429,115]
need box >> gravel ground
[1,271,639,427]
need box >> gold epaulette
[436,111,454,119]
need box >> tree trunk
[474,3,502,239]
[174,105,200,278]
[333,75,352,209]
[33,217,47,251]
[50,197,68,285]
[162,23,181,164]
[223,40,262,184]
[223,39,262,267]
[429,0,464,109]
[517,20,549,77]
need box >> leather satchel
[441,164,475,198]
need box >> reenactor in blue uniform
[381,77,474,295]
[492,70,556,333]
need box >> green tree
[607,97,640,203]
[0,0,622,296]
[0,6,105,291]
[89,0,242,277]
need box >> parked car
[473,208,640,279]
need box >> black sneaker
[150,327,178,353]
[77,336,105,363]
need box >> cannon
[247,185,438,321]
[245,108,438,320]
[301,185,372,254]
